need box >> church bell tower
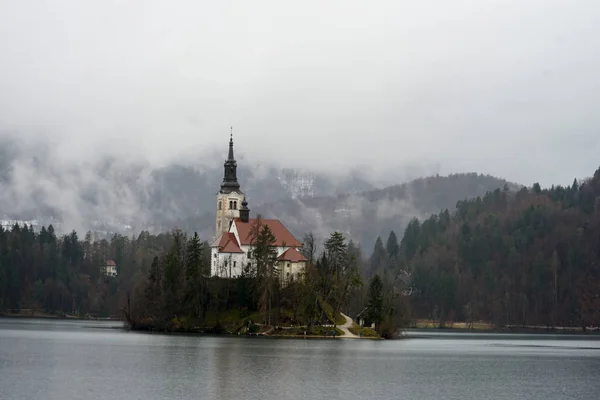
[215,129,245,237]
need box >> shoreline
[122,328,384,340]
[0,312,121,322]
[405,326,600,335]
[4,314,598,337]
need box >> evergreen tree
[369,236,386,274]
[366,274,384,329]
[185,232,206,320]
[251,223,278,325]
[323,231,361,330]
[400,218,421,261]
[385,231,399,260]
[162,229,185,317]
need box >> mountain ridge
[1,136,520,247]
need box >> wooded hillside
[378,168,600,328]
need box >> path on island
[339,312,359,338]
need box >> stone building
[210,134,307,283]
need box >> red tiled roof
[216,232,243,253]
[277,248,307,262]
[105,260,116,266]
[233,218,302,247]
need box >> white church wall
[214,252,246,278]
[211,245,307,279]
[210,244,255,278]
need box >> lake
[1,319,599,400]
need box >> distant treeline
[2,167,600,332]
[365,168,600,329]
[0,226,180,317]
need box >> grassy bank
[348,325,380,338]
[408,319,600,334]
[411,319,493,330]
[269,326,345,337]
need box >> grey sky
[1,0,599,187]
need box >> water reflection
[1,319,600,400]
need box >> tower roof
[220,128,240,193]
[227,131,235,161]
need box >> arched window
[229,200,233,209]
[218,221,221,230]
[234,201,237,209]
[218,200,222,210]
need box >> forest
[388,168,600,329]
[1,167,599,335]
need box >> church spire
[228,126,234,161]
[220,128,240,193]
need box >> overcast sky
[1,0,599,187]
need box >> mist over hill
[172,173,521,250]
[0,135,519,247]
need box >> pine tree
[163,230,185,318]
[252,224,278,325]
[366,274,384,329]
[324,231,348,276]
[369,236,386,274]
[385,231,399,259]
[185,232,206,320]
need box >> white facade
[210,243,296,278]
[210,245,248,278]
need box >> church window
[218,201,222,210]
[229,200,233,209]
[218,221,221,230]
[233,261,237,268]
[234,201,237,209]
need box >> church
[210,134,307,283]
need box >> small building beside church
[210,134,307,284]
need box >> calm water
[1,319,599,400]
